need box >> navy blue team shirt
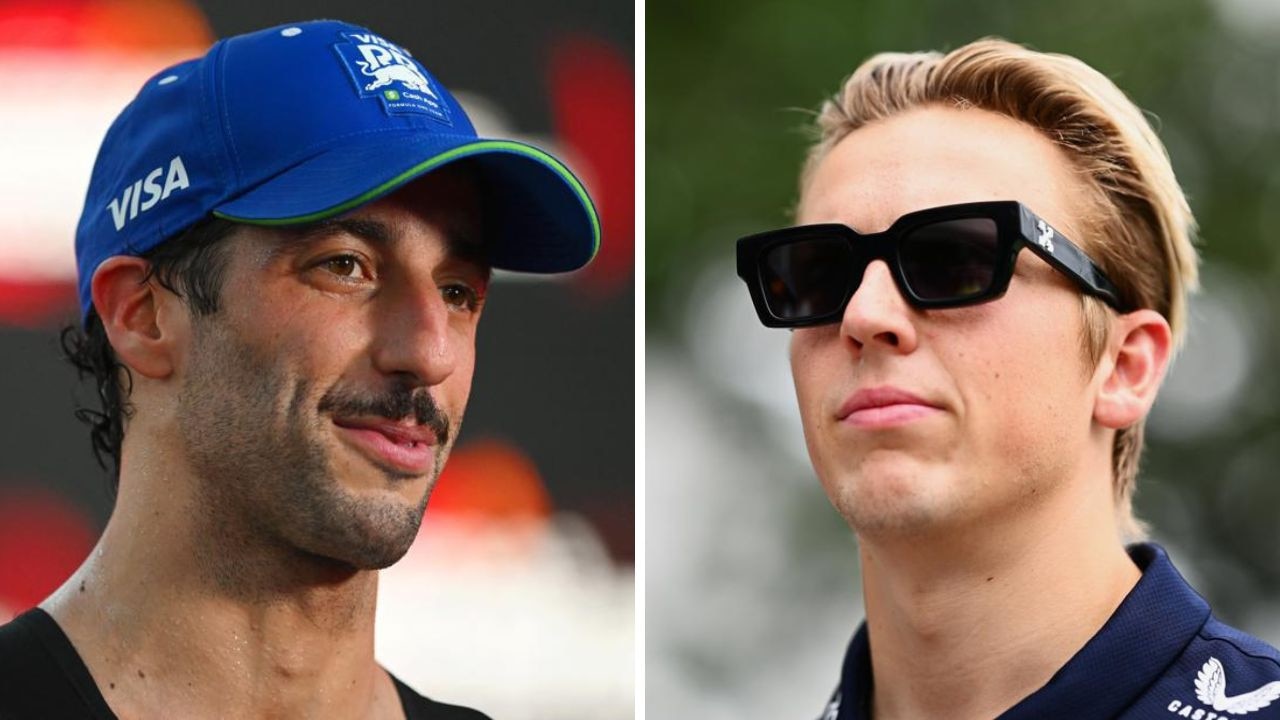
[820,544,1280,720]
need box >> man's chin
[297,492,427,571]
[825,469,958,537]
[343,545,414,571]
[309,528,420,571]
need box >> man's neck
[857,479,1141,720]
[40,464,403,720]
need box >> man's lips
[837,386,943,429]
[332,417,439,474]
[333,417,440,445]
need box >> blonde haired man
[735,39,1280,719]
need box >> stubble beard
[176,316,452,593]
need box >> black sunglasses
[736,200,1131,328]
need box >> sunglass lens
[760,236,856,322]
[900,218,1000,302]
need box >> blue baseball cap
[74,19,600,322]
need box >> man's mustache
[318,381,451,446]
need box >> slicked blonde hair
[802,38,1199,541]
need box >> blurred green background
[647,0,1280,716]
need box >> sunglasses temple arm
[1018,210,1131,312]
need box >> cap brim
[213,133,599,273]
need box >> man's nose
[839,259,919,355]
[370,279,457,386]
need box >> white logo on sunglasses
[1036,219,1056,253]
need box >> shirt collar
[836,543,1210,720]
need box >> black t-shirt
[0,608,492,719]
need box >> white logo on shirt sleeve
[1190,656,1280,715]
[819,692,840,720]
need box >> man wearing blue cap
[736,38,1280,720]
[0,20,598,719]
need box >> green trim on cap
[213,139,600,264]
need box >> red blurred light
[0,486,96,619]
[550,36,634,296]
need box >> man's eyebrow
[272,216,488,267]
[269,217,393,258]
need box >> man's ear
[90,256,182,380]
[1094,309,1173,430]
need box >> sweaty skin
[43,169,489,720]
[791,106,1171,720]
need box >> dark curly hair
[60,217,240,493]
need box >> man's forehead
[799,106,1090,240]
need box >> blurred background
[648,0,1280,717]
[0,1,632,719]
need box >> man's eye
[318,255,369,280]
[441,284,481,312]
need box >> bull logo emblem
[349,34,438,98]
[356,58,436,97]
[337,31,451,123]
